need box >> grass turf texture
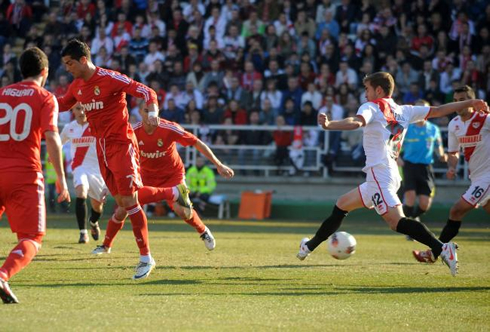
[0,215,489,331]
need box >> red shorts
[96,136,143,196]
[0,171,46,235]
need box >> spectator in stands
[335,61,358,90]
[273,115,293,176]
[202,59,225,91]
[300,101,317,126]
[162,84,185,110]
[168,61,187,91]
[159,98,185,124]
[225,76,249,110]
[335,83,354,108]
[439,63,461,95]
[238,111,271,175]
[128,26,149,62]
[144,41,164,72]
[261,79,282,113]
[396,62,419,95]
[319,95,344,172]
[182,80,204,110]
[6,0,32,38]
[259,99,276,126]
[224,100,248,125]
[186,61,206,92]
[202,96,224,125]
[403,83,424,105]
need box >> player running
[0,47,70,303]
[296,72,489,276]
[57,39,187,280]
[60,103,107,244]
[413,85,490,263]
[92,106,234,255]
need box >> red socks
[126,204,150,255]
[0,234,42,281]
[103,214,125,248]
[138,186,174,205]
[184,210,206,234]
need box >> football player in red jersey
[57,39,184,280]
[0,47,70,303]
[92,105,234,255]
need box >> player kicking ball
[413,85,490,263]
[297,72,489,276]
[0,47,70,303]
[92,105,234,255]
[57,39,163,280]
[60,103,107,244]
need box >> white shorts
[462,177,490,208]
[358,165,402,215]
[73,166,107,202]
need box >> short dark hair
[61,38,91,61]
[363,72,395,96]
[453,85,475,99]
[19,47,49,79]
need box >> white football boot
[440,242,459,277]
[133,258,156,280]
[92,245,111,255]
[297,237,311,260]
[200,227,216,251]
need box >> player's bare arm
[428,99,489,119]
[318,113,364,131]
[194,139,234,179]
[446,152,459,180]
[45,131,71,203]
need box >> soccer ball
[327,231,356,260]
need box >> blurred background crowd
[1,0,490,173]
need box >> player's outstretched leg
[181,210,215,250]
[0,233,43,303]
[396,217,458,276]
[76,197,89,244]
[297,205,348,260]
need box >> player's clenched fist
[318,112,330,129]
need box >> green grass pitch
[0,215,489,331]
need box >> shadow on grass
[20,215,488,238]
[335,286,490,294]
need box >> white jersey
[447,112,490,180]
[356,98,430,172]
[60,120,100,174]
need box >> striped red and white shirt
[60,120,100,173]
[448,112,490,180]
[356,98,430,172]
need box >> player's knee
[336,195,349,210]
[16,233,43,252]
[115,207,127,221]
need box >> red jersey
[57,67,157,143]
[0,81,59,173]
[133,119,198,187]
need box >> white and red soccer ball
[327,231,356,260]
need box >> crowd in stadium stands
[1,0,490,159]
